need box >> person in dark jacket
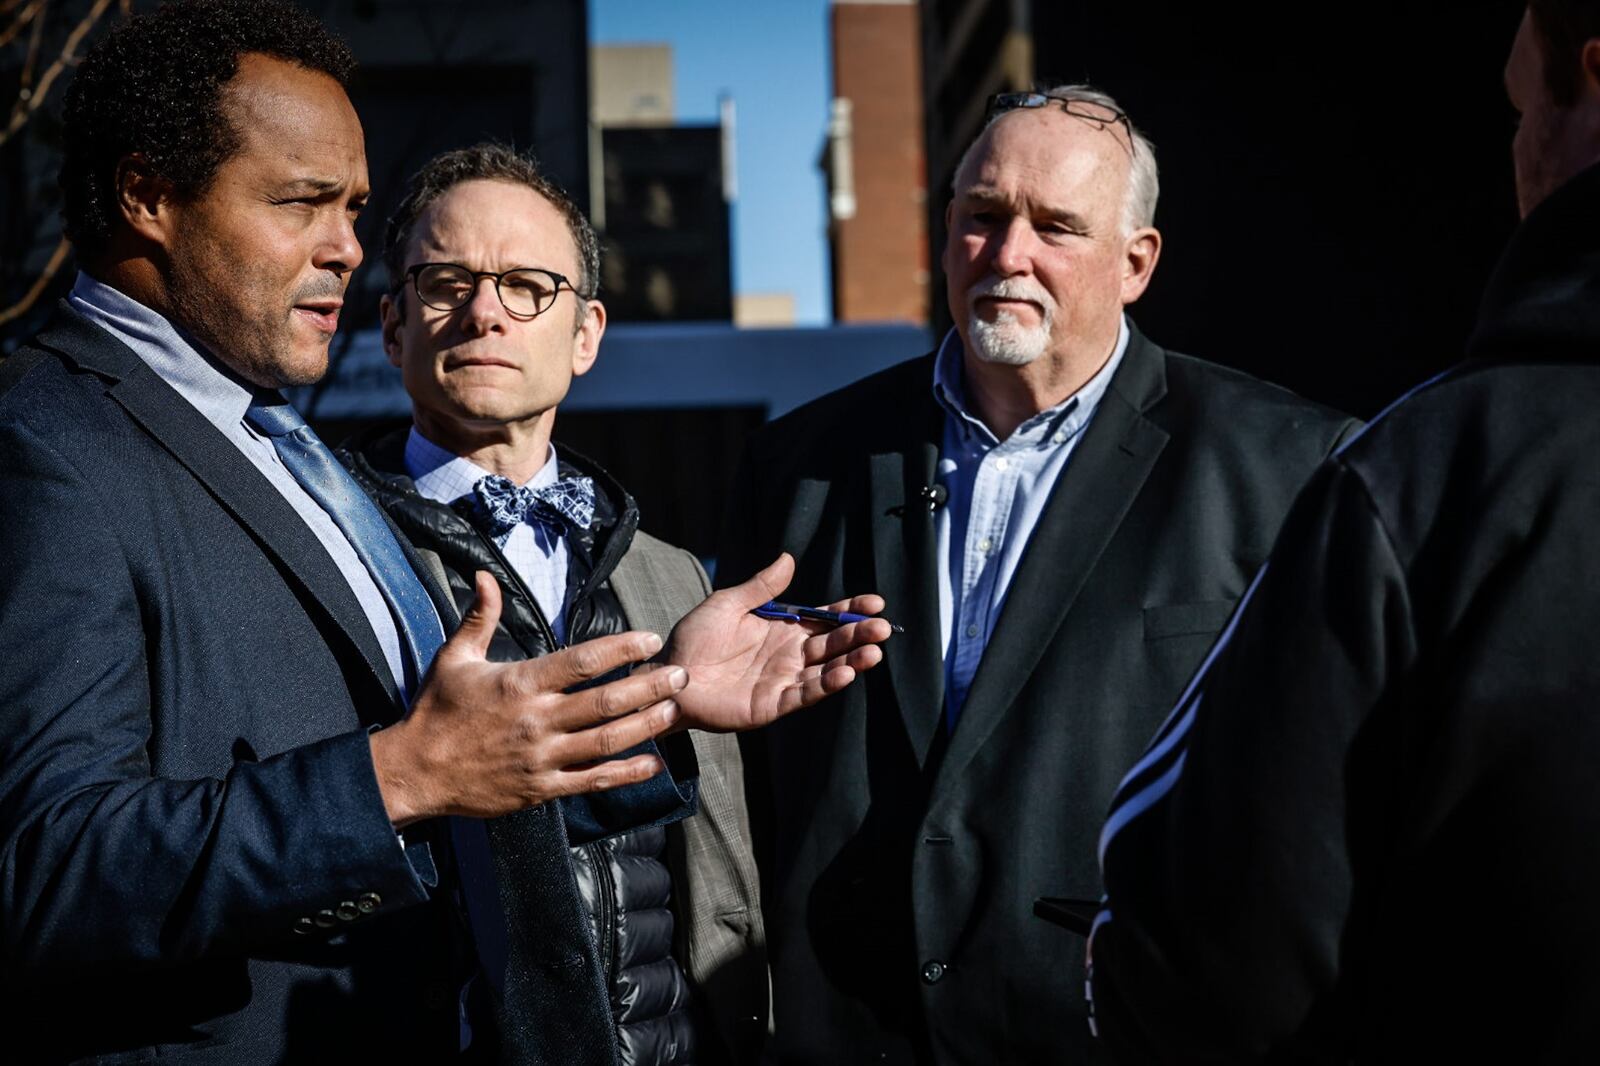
[715,85,1354,1064]
[340,144,769,1066]
[1091,5,1600,1062]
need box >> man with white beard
[715,85,1355,1064]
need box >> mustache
[292,277,346,303]
[966,275,1052,308]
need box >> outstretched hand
[661,553,892,732]
[371,572,688,827]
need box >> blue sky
[590,0,832,324]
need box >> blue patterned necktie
[472,472,595,538]
[244,395,509,995]
[246,396,446,688]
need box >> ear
[114,154,178,246]
[570,298,606,379]
[1582,37,1600,96]
[1119,226,1162,305]
[380,291,404,368]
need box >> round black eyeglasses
[399,262,589,319]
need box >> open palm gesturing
[663,553,892,732]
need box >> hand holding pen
[655,553,894,732]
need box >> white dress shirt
[403,428,571,643]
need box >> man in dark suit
[0,3,886,1062]
[1090,6,1600,1062]
[717,85,1354,1063]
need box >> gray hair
[954,83,1160,235]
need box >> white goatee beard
[965,275,1054,366]
[967,305,1052,366]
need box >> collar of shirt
[67,271,258,438]
[404,427,560,516]
[406,427,570,641]
[931,314,1131,454]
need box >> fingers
[725,552,797,610]
[774,644,885,718]
[811,648,881,694]
[549,697,681,766]
[820,593,887,617]
[800,618,893,664]
[845,644,884,672]
[556,752,669,796]
[544,665,689,732]
[518,630,666,693]
[442,570,502,662]
[776,664,855,718]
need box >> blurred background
[1,0,1524,556]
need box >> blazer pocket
[1142,600,1236,641]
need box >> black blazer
[1091,162,1600,1066]
[717,327,1354,1064]
[0,308,470,1062]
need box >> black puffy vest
[342,428,700,1066]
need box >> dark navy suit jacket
[0,307,686,1062]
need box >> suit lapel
[868,388,946,768]
[932,332,1171,791]
[38,310,403,714]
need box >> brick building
[824,0,929,325]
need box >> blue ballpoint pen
[752,600,904,634]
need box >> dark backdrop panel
[343,64,536,322]
[1018,2,1522,418]
[555,406,764,561]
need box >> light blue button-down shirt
[934,317,1130,728]
[66,272,411,695]
[404,428,571,643]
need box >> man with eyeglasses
[715,84,1354,1062]
[338,143,768,1066]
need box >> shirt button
[978,536,993,554]
[994,457,1010,471]
[921,959,947,985]
[357,892,382,913]
[313,909,338,929]
[1052,431,1067,444]
[965,624,979,638]
[292,916,316,935]
[335,900,361,922]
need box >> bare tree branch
[0,235,69,329]
[0,0,45,51]
[14,0,48,95]
[1,0,115,149]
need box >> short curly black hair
[383,142,601,304]
[60,0,356,257]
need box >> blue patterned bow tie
[471,472,596,538]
